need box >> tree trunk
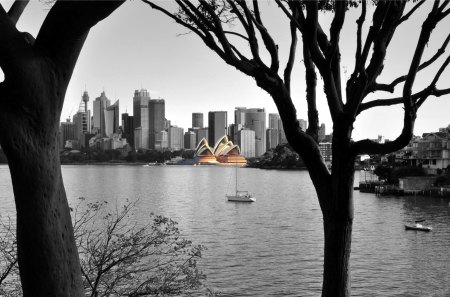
[0,79,84,296]
[321,128,355,297]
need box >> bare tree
[0,216,19,297]
[142,1,450,296]
[73,199,206,297]
[0,1,123,296]
[1,199,208,297]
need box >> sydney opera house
[194,135,247,166]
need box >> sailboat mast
[235,153,238,194]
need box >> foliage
[374,165,426,184]
[434,174,450,187]
[0,199,208,296]
[0,217,19,297]
[249,143,305,169]
[60,148,193,164]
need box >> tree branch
[352,0,366,80]
[284,11,298,94]
[34,1,125,86]
[0,4,30,75]
[397,0,425,25]
[7,0,29,26]
[371,33,450,93]
[249,0,279,72]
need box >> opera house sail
[194,135,247,166]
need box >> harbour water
[1,165,449,296]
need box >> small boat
[405,219,432,232]
[227,190,255,202]
[226,156,255,202]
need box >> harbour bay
[1,164,449,296]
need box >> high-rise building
[235,107,246,126]
[155,131,168,150]
[169,126,184,151]
[105,100,119,137]
[319,123,326,142]
[299,119,308,132]
[197,128,208,144]
[133,89,150,149]
[149,99,165,149]
[121,113,134,147]
[244,108,266,156]
[192,113,204,128]
[73,92,91,148]
[266,128,279,150]
[278,118,287,144]
[184,131,196,150]
[93,91,110,137]
[238,128,255,158]
[208,111,227,146]
[268,113,280,130]
[59,118,75,149]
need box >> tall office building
[244,108,266,156]
[73,92,91,148]
[278,118,287,144]
[155,131,168,150]
[208,111,227,146]
[121,113,134,147]
[93,91,110,137]
[319,123,326,142]
[149,99,165,149]
[105,100,119,137]
[184,131,196,150]
[197,128,208,144]
[169,126,184,151]
[268,113,280,130]
[59,118,75,149]
[192,113,204,128]
[266,128,279,150]
[235,107,246,126]
[238,128,255,158]
[298,119,308,132]
[133,89,150,149]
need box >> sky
[2,1,450,140]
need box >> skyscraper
[184,131,196,150]
[149,99,165,149]
[121,113,134,147]
[298,119,308,132]
[197,127,208,143]
[73,91,91,148]
[266,128,279,150]
[133,89,150,149]
[268,113,280,130]
[319,123,326,142]
[59,118,75,149]
[244,108,266,156]
[208,111,227,146]
[93,91,110,137]
[168,126,184,151]
[105,100,119,137]
[234,107,246,126]
[238,128,255,158]
[192,113,204,128]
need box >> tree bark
[0,2,123,295]
[321,123,355,297]
[0,63,84,296]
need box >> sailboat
[226,156,255,202]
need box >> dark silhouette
[0,1,123,296]
[143,1,450,295]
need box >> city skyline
[4,1,450,141]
